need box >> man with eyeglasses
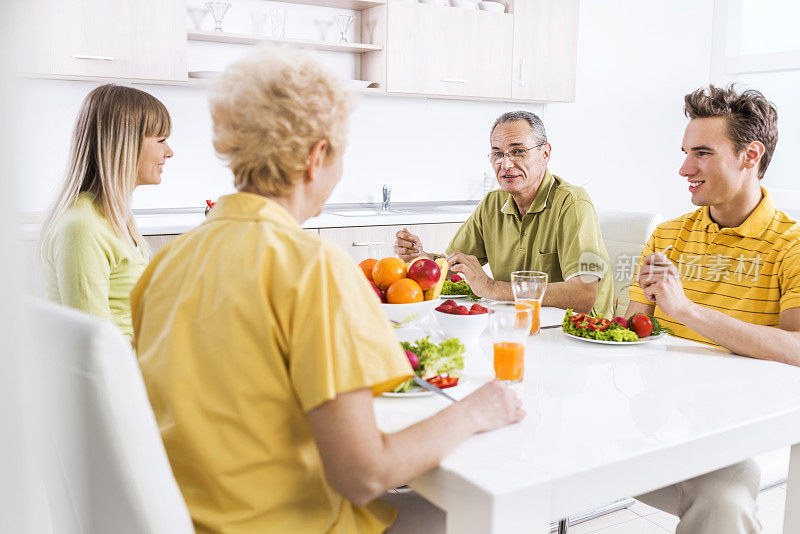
[395,111,613,315]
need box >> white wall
[15,79,542,213]
[544,0,716,221]
[23,0,797,225]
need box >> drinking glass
[205,2,231,32]
[271,7,287,38]
[488,302,532,384]
[511,271,547,335]
[334,14,356,43]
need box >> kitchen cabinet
[16,0,186,81]
[142,228,321,257]
[511,0,579,102]
[380,2,512,98]
[319,223,462,262]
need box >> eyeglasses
[488,142,546,164]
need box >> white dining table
[374,307,800,533]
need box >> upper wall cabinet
[362,0,578,102]
[511,0,579,102]
[16,0,186,82]
[383,2,513,98]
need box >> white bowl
[478,1,505,13]
[380,299,440,326]
[433,308,489,344]
[450,0,476,8]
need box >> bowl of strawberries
[433,299,489,344]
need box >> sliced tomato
[589,318,611,331]
[427,375,460,389]
[569,313,586,323]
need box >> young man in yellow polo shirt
[395,111,613,317]
[624,85,800,533]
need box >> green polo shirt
[446,169,613,317]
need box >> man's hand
[394,227,427,262]
[447,251,495,299]
[638,252,694,319]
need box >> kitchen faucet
[381,184,391,213]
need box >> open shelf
[269,0,386,9]
[187,30,382,53]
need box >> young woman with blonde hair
[40,84,173,337]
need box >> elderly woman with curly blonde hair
[131,46,523,534]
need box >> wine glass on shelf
[205,2,231,32]
[333,14,357,43]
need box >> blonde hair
[41,84,171,252]
[209,46,354,197]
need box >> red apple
[371,282,387,303]
[407,258,441,291]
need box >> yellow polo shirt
[447,169,614,317]
[628,188,800,346]
[132,193,412,534]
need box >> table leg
[784,443,800,533]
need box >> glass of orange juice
[488,302,533,383]
[510,271,548,335]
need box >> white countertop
[134,207,476,235]
[19,204,478,239]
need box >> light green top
[41,192,147,337]
[446,169,614,317]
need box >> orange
[372,257,407,291]
[358,258,378,282]
[386,278,423,304]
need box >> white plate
[382,376,469,397]
[563,331,667,345]
[439,294,470,299]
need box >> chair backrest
[596,209,662,316]
[27,298,194,534]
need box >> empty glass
[510,271,547,335]
[488,302,532,384]
[205,2,231,32]
[334,14,356,43]
[271,7,287,38]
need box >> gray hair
[490,111,547,144]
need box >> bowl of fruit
[359,256,449,326]
[433,299,489,344]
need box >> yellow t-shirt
[41,192,147,337]
[628,188,800,346]
[131,193,413,534]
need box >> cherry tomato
[630,314,654,338]
[612,316,628,329]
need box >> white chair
[596,208,663,317]
[27,298,194,534]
